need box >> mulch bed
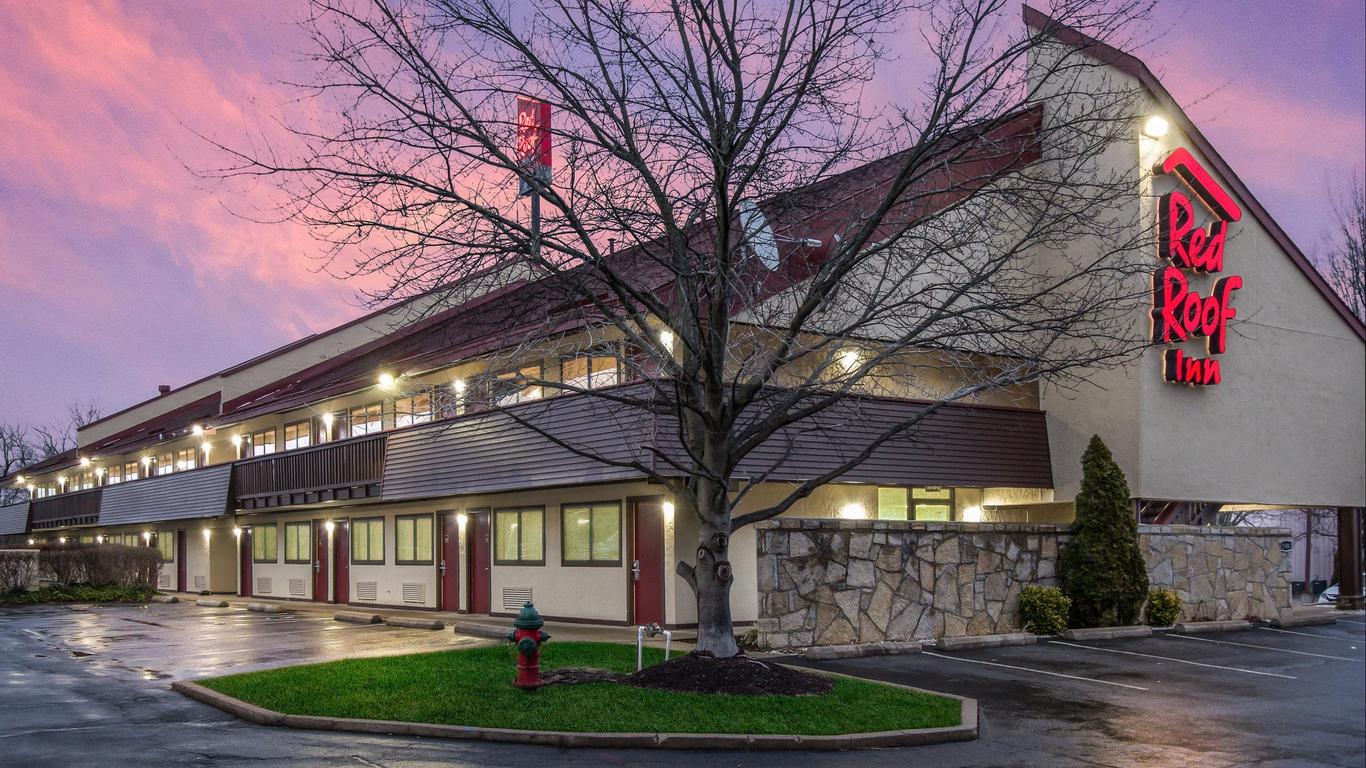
[621,652,834,696]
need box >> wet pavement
[1,602,1363,767]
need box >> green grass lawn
[199,642,960,735]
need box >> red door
[312,519,329,602]
[467,510,491,614]
[439,512,461,611]
[239,527,253,597]
[176,529,188,593]
[631,498,665,625]
[333,520,350,604]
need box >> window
[175,447,197,472]
[492,366,542,407]
[394,393,433,428]
[284,420,311,451]
[252,523,278,563]
[494,507,544,565]
[284,521,311,564]
[877,487,908,520]
[123,461,140,482]
[395,514,434,565]
[155,532,175,562]
[351,517,385,564]
[105,465,122,485]
[350,402,383,436]
[156,451,173,475]
[251,428,277,457]
[561,354,620,391]
[912,487,955,521]
[561,503,621,565]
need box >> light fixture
[96,535,104,544]
[659,329,675,351]
[203,528,212,541]
[840,348,860,372]
[456,513,468,529]
[79,457,91,468]
[324,520,335,534]
[141,456,152,468]
[452,378,467,393]
[58,537,67,544]
[14,475,23,485]
[230,434,242,447]
[378,372,397,390]
[201,442,211,457]
[142,531,152,543]
[191,424,204,436]
[839,502,868,519]
[26,539,34,546]
[961,505,983,523]
[58,476,67,487]
[1142,115,1169,139]
[232,526,242,538]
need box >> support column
[1335,507,1363,611]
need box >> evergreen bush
[1058,435,1149,628]
[1019,585,1071,635]
[1145,588,1182,626]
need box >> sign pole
[530,186,541,263]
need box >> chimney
[158,385,171,396]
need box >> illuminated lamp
[142,531,152,544]
[95,535,104,544]
[839,502,868,519]
[14,475,23,485]
[961,505,983,523]
[840,348,860,372]
[58,537,67,544]
[456,513,468,530]
[191,424,204,436]
[452,378,467,393]
[203,528,212,541]
[26,539,35,546]
[662,501,675,522]
[324,520,336,534]
[659,329,675,351]
[79,457,91,468]
[232,527,243,538]
[378,372,397,390]
[1142,115,1169,139]
[141,456,152,468]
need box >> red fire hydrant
[507,601,551,689]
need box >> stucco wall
[753,519,1292,648]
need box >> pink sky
[1,1,1363,429]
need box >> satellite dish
[738,199,780,270]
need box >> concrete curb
[453,622,511,640]
[334,612,383,625]
[1268,613,1336,628]
[385,617,445,631]
[151,595,179,604]
[1173,620,1252,634]
[195,599,230,608]
[247,603,287,614]
[801,642,923,660]
[171,673,977,750]
[1060,626,1153,641]
[935,633,1037,651]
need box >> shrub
[1058,435,1150,628]
[1019,585,1071,635]
[37,544,162,589]
[1146,589,1182,627]
[0,551,39,594]
[0,584,155,606]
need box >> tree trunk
[689,486,740,657]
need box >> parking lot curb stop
[935,633,1038,651]
[1173,620,1252,634]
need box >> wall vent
[502,586,533,611]
[289,578,305,597]
[194,575,206,591]
[256,576,272,594]
[158,573,171,589]
[356,581,379,601]
[401,583,425,604]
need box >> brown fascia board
[2,448,78,485]
[1023,5,1366,341]
[78,393,223,459]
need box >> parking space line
[921,650,1149,690]
[1257,626,1363,644]
[1166,634,1363,662]
[1047,640,1296,679]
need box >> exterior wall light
[662,501,675,522]
[840,348,861,373]
[95,535,104,544]
[1142,115,1169,139]
[203,528,212,541]
[324,520,336,534]
[14,475,23,485]
[201,442,211,460]
[26,539,35,546]
[453,378,467,394]
[961,505,983,523]
[839,502,868,519]
[58,476,67,488]
[58,537,67,544]
[659,329,675,352]
[79,457,91,468]
[192,424,204,436]
[456,513,469,530]
[142,531,152,544]
[141,456,152,469]
[378,372,397,390]
[232,526,243,538]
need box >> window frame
[349,402,384,437]
[174,447,197,472]
[561,353,621,392]
[911,486,956,521]
[875,486,910,521]
[393,392,434,429]
[350,516,385,565]
[394,513,435,566]
[250,427,278,457]
[251,523,278,564]
[122,461,140,482]
[155,532,175,563]
[283,521,312,564]
[491,365,543,407]
[493,506,546,566]
[283,420,312,451]
[559,501,623,567]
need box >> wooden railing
[29,488,102,529]
[232,434,386,510]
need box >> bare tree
[210,0,1155,654]
[32,400,102,460]
[0,424,40,506]
[1324,176,1365,322]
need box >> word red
[1150,148,1243,387]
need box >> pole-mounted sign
[1149,147,1243,386]
[515,96,552,197]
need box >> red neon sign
[515,96,552,187]
[1150,148,1242,386]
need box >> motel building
[2,12,1362,644]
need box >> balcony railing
[232,433,387,510]
[29,488,102,529]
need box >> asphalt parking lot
[1,601,1362,767]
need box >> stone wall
[753,519,1291,648]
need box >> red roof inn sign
[1150,148,1244,386]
